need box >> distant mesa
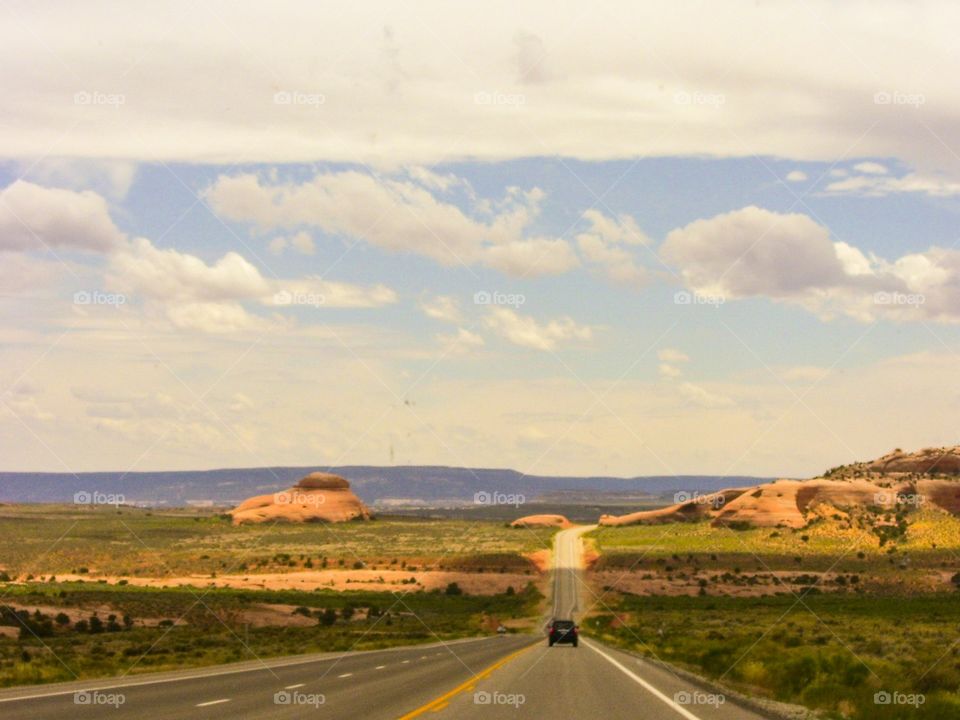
[600,445,960,529]
[510,514,572,529]
[229,472,372,525]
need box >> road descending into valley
[0,526,770,719]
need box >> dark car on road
[548,619,578,647]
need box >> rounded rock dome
[295,472,350,490]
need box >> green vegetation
[0,581,542,687]
[589,508,960,573]
[587,592,960,719]
[0,505,557,578]
[0,505,557,688]
[587,509,960,716]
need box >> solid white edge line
[582,639,702,720]
[196,698,231,707]
[0,635,503,704]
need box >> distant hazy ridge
[0,466,771,506]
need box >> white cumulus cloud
[0,181,125,253]
[679,382,733,408]
[484,307,592,350]
[576,209,649,285]
[658,348,689,363]
[205,171,578,277]
[437,327,485,354]
[109,237,270,302]
[661,205,848,299]
[420,295,462,323]
[853,161,888,175]
[660,204,960,323]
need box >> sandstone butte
[599,445,960,529]
[510,514,573,529]
[229,471,373,525]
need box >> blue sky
[87,156,960,372]
[2,1,959,477]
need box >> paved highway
[0,526,771,719]
[416,526,770,719]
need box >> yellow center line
[397,642,537,719]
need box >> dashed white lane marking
[284,684,305,689]
[0,637,499,706]
[419,655,428,659]
[582,640,702,720]
[338,673,353,678]
[196,699,231,707]
[401,660,410,664]
[375,665,387,670]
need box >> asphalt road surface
[421,526,771,719]
[0,526,771,719]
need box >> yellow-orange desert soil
[2,601,185,627]
[232,603,327,627]
[589,568,955,598]
[523,549,552,573]
[52,569,535,595]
